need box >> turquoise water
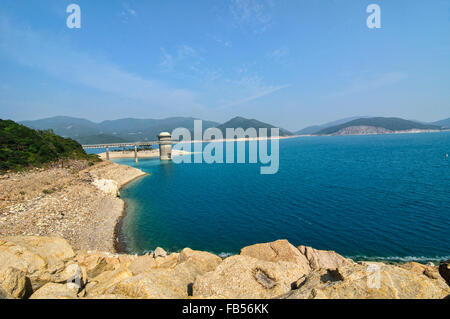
[115,132,450,262]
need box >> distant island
[432,117,450,128]
[314,117,443,136]
[295,116,371,135]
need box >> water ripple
[118,132,450,259]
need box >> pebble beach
[0,160,146,252]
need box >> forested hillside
[0,119,99,172]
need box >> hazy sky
[0,0,449,131]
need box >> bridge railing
[81,141,182,149]
[82,142,158,149]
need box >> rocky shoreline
[0,237,448,299]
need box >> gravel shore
[0,160,147,252]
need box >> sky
[0,0,449,131]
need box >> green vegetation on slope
[316,117,442,135]
[0,119,99,172]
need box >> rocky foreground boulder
[0,236,448,299]
[282,262,449,299]
[193,255,307,298]
[439,260,450,285]
[0,236,75,295]
[0,286,11,299]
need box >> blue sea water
[114,132,450,262]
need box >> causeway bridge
[82,142,156,161]
[82,132,175,162]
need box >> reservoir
[116,132,450,262]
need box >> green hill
[316,117,442,135]
[0,119,99,172]
[216,116,292,137]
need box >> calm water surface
[115,132,450,262]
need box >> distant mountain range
[20,116,219,144]
[20,116,292,143]
[74,134,129,145]
[18,115,449,143]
